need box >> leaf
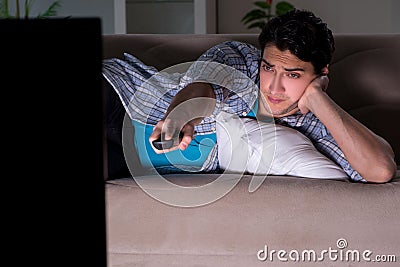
[37,1,61,18]
[247,21,266,30]
[275,1,294,16]
[16,0,20,18]
[254,1,270,9]
[241,9,267,25]
[25,0,35,18]
[0,0,10,18]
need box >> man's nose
[269,74,285,94]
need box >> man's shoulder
[199,40,261,67]
[278,112,329,139]
[200,40,261,65]
[276,112,316,128]
[217,40,260,52]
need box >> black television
[0,18,107,266]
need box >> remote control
[152,132,184,150]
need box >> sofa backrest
[102,34,400,176]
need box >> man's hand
[149,118,196,154]
[148,82,216,154]
[298,75,329,114]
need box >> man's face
[258,45,318,118]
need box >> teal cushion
[132,120,216,173]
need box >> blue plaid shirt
[102,41,365,182]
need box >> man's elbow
[363,160,397,183]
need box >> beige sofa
[102,34,400,266]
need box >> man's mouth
[267,96,285,104]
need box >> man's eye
[261,65,273,72]
[288,73,300,79]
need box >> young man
[103,9,396,182]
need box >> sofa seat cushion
[106,172,400,266]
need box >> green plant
[241,0,294,30]
[0,0,61,19]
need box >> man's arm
[148,41,261,154]
[149,82,216,153]
[299,76,397,183]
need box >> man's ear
[321,65,329,75]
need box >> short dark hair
[258,9,335,74]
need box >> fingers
[319,75,329,92]
[310,75,329,92]
[149,121,169,154]
[178,124,196,150]
[149,119,195,153]
[149,121,162,143]
[298,75,329,114]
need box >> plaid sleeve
[102,41,261,135]
[314,134,367,182]
[195,41,261,116]
[174,41,261,134]
[102,53,180,125]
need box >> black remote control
[152,132,184,150]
